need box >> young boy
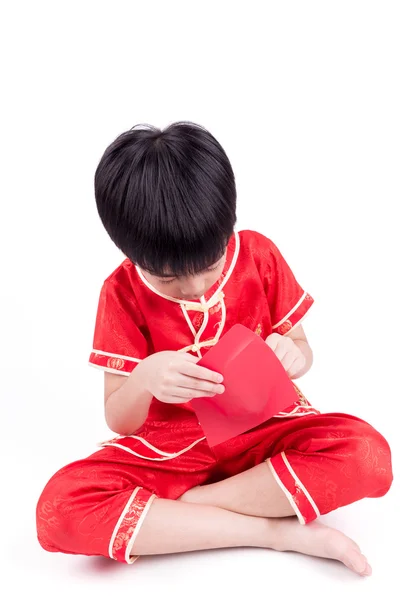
[36,122,392,575]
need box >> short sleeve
[88,279,150,376]
[262,237,314,336]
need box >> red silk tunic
[89,230,314,389]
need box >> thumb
[266,333,280,351]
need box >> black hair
[94,121,237,276]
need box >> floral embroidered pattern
[192,313,204,332]
[210,302,222,315]
[110,487,155,563]
[292,383,309,406]
[107,357,125,370]
[276,319,293,335]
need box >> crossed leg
[37,414,392,576]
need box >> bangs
[134,229,230,277]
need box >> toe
[342,548,370,575]
[360,559,372,577]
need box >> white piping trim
[275,405,314,417]
[274,409,320,418]
[89,363,130,376]
[178,339,218,354]
[281,451,320,518]
[178,293,227,355]
[92,349,142,362]
[194,297,209,353]
[108,487,140,559]
[272,291,308,330]
[126,494,157,563]
[282,304,314,336]
[214,296,227,344]
[266,458,305,525]
[136,266,183,303]
[181,304,202,358]
[125,434,202,457]
[181,304,197,339]
[100,436,206,462]
[208,232,240,304]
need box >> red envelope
[190,324,299,446]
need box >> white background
[1,1,399,598]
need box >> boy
[36,122,392,575]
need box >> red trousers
[36,409,393,564]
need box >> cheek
[210,266,225,285]
[143,274,178,296]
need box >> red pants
[36,410,393,564]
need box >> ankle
[262,517,287,552]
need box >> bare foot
[268,518,372,576]
[180,488,371,575]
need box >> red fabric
[88,230,314,376]
[37,411,393,563]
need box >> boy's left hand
[266,333,306,379]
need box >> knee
[351,423,393,497]
[36,473,72,553]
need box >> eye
[157,278,176,285]
[205,258,224,273]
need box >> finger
[275,336,296,361]
[175,374,225,395]
[266,334,280,351]
[180,361,224,384]
[175,388,220,400]
[274,343,288,362]
[160,389,219,403]
[158,395,193,404]
[281,353,295,371]
[181,353,200,363]
[287,356,305,378]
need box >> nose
[179,277,206,299]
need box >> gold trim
[88,363,130,376]
[274,409,320,418]
[92,349,142,362]
[179,293,227,356]
[281,451,320,517]
[208,232,241,305]
[99,435,206,462]
[108,487,140,560]
[180,304,202,358]
[193,297,210,353]
[266,458,305,525]
[282,306,314,336]
[125,494,157,563]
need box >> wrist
[134,356,152,395]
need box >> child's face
[142,251,227,300]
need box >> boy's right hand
[140,351,225,404]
